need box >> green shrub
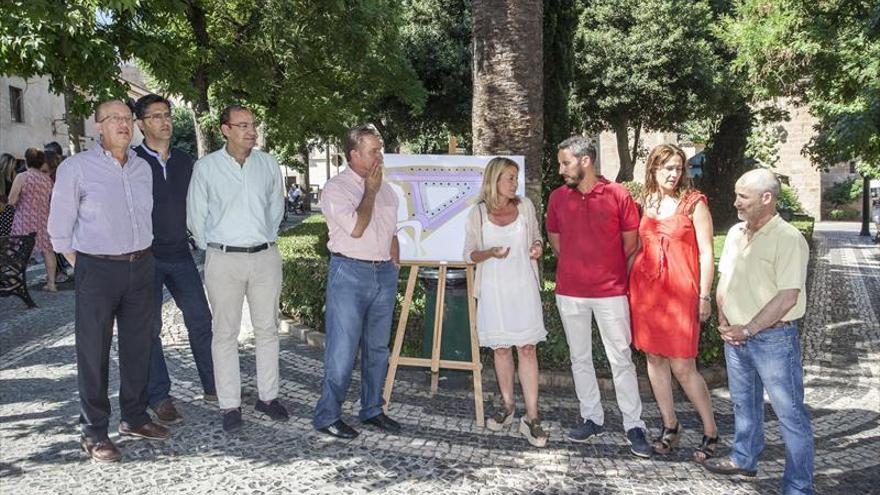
[278,215,815,373]
[622,180,644,200]
[277,216,331,332]
[828,208,859,221]
[777,184,803,216]
[790,217,815,244]
[824,177,862,209]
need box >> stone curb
[279,316,728,394]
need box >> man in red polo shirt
[546,136,651,458]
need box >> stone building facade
[1,65,151,158]
[595,100,860,221]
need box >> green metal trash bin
[419,268,472,377]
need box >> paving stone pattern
[1,222,878,494]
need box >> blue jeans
[725,322,814,495]
[147,255,216,407]
[313,255,398,429]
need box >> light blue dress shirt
[48,143,153,255]
[186,146,285,250]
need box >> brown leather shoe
[118,421,171,441]
[80,437,121,463]
[151,398,183,425]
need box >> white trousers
[204,246,282,410]
[556,294,645,431]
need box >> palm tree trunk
[472,0,544,212]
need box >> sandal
[42,284,58,292]
[652,422,680,454]
[693,434,718,463]
[486,404,515,431]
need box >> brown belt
[79,248,151,262]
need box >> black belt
[79,248,150,262]
[207,242,273,253]
[331,252,391,265]
[768,320,793,329]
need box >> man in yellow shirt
[704,169,813,495]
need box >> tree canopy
[720,0,880,176]
[0,0,137,116]
[571,0,721,181]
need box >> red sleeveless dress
[629,191,707,359]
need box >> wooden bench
[0,233,37,308]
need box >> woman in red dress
[629,144,718,461]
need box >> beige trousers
[204,245,282,410]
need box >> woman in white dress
[463,157,548,447]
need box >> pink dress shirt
[321,168,398,261]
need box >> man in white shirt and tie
[187,104,287,433]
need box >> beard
[563,168,585,188]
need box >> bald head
[95,100,131,122]
[736,168,780,200]
[734,168,781,225]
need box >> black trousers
[75,252,155,441]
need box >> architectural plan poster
[384,154,526,263]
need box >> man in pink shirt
[314,124,401,439]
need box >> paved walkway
[1,222,877,494]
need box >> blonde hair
[478,157,520,212]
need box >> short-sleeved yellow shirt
[718,215,809,326]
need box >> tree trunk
[299,142,312,211]
[187,2,212,157]
[701,106,753,229]
[472,0,544,212]
[860,172,871,236]
[63,86,83,154]
[611,118,634,182]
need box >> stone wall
[593,99,857,220]
[0,75,99,157]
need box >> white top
[187,146,285,249]
[475,212,547,349]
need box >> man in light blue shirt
[187,104,287,433]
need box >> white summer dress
[476,211,547,349]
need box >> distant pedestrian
[48,99,170,463]
[9,148,58,291]
[134,93,217,425]
[0,153,16,236]
[704,169,813,495]
[187,104,287,433]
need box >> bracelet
[699,294,711,302]
[742,325,752,339]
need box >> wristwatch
[742,326,752,339]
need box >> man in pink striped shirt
[313,124,401,439]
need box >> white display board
[384,154,526,262]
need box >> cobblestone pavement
[1,222,877,494]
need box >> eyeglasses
[142,112,172,122]
[225,122,259,131]
[99,115,134,125]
